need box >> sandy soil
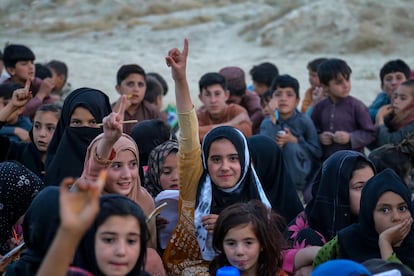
[1,0,414,108]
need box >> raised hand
[11,78,32,108]
[166,38,188,82]
[102,95,126,143]
[59,170,106,235]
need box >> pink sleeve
[282,248,300,274]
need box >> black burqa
[247,135,304,223]
[43,88,112,186]
[5,186,60,275]
[338,169,414,270]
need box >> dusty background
[1,0,414,108]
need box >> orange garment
[196,103,252,142]
[300,87,313,113]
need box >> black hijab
[338,169,414,269]
[0,161,44,255]
[5,186,60,275]
[44,88,111,186]
[195,126,271,261]
[305,150,375,241]
[247,135,303,223]
[73,195,148,276]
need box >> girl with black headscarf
[43,87,112,186]
[0,161,44,256]
[314,169,414,271]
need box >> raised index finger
[182,38,189,57]
[24,78,31,92]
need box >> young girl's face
[349,166,374,215]
[106,150,138,197]
[223,223,261,275]
[392,85,413,112]
[32,111,59,152]
[207,138,241,189]
[159,151,179,190]
[70,106,98,127]
[95,215,141,276]
[373,191,411,235]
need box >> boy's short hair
[116,64,146,85]
[35,63,52,80]
[0,83,23,100]
[307,58,328,72]
[271,74,300,98]
[379,59,411,87]
[144,75,163,104]
[147,72,168,96]
[249,62,279,86]
[3,44,35,68]
[219,66,247,97]
[317,58,352,86]
[47,60,68,78]
[198,72,227,94]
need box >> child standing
[313,169,414,271]
[210,200,287,276]
[260,74,321,191]
[311,58,376,160]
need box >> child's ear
[115,85,121,95]
[224,90,230,101]
[6,66,15,76]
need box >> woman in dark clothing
[43,87,112,186]
[247,135,304,224]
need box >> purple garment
[311,96,376,160]
[240,91,264,134]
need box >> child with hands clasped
[260,74,321,191]
[310,58,376,160]
[313,169,414,272]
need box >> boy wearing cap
[219,66,264,134]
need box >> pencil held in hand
[97,119,138,127]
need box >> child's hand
[102,95,126,143]
[202,214,219,235]
[166,38,188,82]
[376,104,393,126]
[311,86,324,103]
[59,171,106,236]
[319,131,334,145]
[37,77,55,99]
[276,128,297,148]
[10,78,32,108]
[379,217,413,248]
[268,97,279,111]
[333,131,350,144]
[14,127,30,142]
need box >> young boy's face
[116,73,146,106]
[383,72,407,97]
[199,84,229,119]
[272,86,299,119]
[308,70,320,87]
[391,85,413,113]
[33,110,59,152]
[325,74,351,102]
[7,60,35,84]
[49,68,66,92]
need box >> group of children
[0,37,413,276]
